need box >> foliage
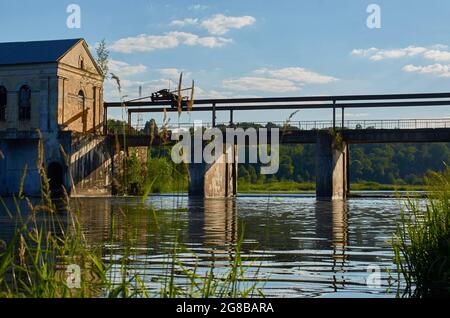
[95,39,110,77]
[119,150,146,196]
[393,168,450,298]
[239,142,450,186]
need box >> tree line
[239,143,450,185]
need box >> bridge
[104,92,450,200]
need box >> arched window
[18,85,31,121]
[0,86,6,122]
[78,90,85,109]
[79,56,85,70]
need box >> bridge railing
[107,118,450,136]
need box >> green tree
[95,39,110,77]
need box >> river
[0,194,406,298]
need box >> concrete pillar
[316,132,349,200]
[189,144,238,198]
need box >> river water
[0,195,406,298]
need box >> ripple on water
[0,195,407,297]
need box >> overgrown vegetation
[113,147,188,196]
[393,168,450,298]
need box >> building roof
[0,39,83,66]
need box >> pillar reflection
[188,198,238,250]
[315,199,349,291]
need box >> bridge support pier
[316,132,349,200]
[189,144,238,198]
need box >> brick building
[0,39,108,196]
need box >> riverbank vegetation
[115,147,188,196]
[238,180,427,193]
[393,168,450,297]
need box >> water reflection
[0,195,404,297]
[315,200,349,291]
[188,198,238,248]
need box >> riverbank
[70,181,427,199]
[238,181,427,194]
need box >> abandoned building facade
[0,38,111,196]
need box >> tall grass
[0,135,263,298]
[0,138,108,298]
[393,168,450,297]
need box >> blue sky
[2,0,450,124]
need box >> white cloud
[110,32,232,53]
[351,46,427,61]
[109,59,147,77]
[223,77,300,93]
[351,44,450,78]
[423,50,450,62]
[222,66,337,93]
[158,68,182,78]
[170,14,256,35]
[431,44,448,50]
[195,89,231,99]
[170,18,199,27]
[403,63,450,78]
[146,79,178,91]
[104,77,178,101]
[255,67,338,84]
[351,45,450,62]
[200,14,256,35]
[189,4,209,11]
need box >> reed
[0,136,264,298]
[393,168,450,297]
[0,139,108,298]
[158,231,264,298]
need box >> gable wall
[57,41,104,134]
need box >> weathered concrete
[70,134,113,196]
[0,130,69,196]
[0,131,114,197]
[315,132,349,200]
[189,144,238,198]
